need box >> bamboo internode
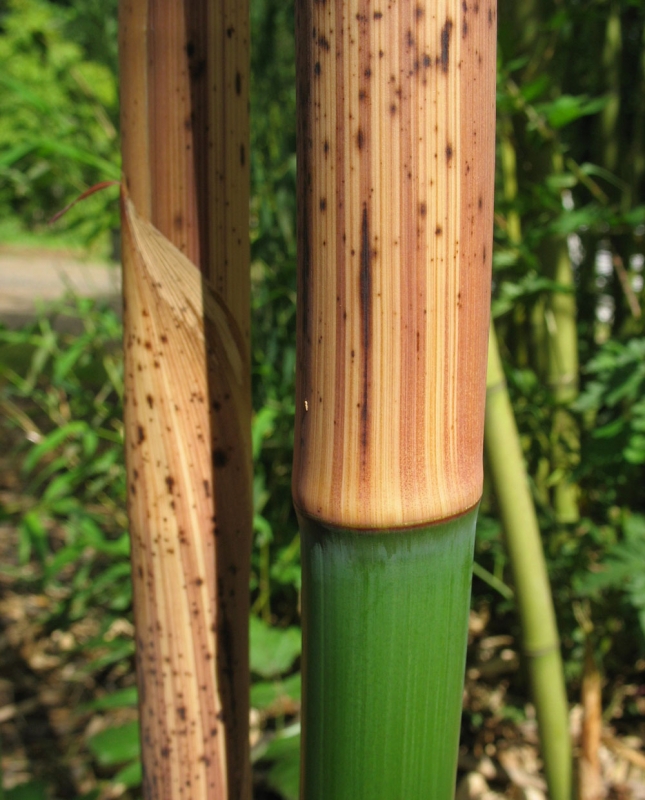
[293,0,497,529]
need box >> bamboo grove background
[0,0,645,797]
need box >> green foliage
[83,686,139,712]
[574,338,645,468]
[87,721,142,792]
[250,615,301,679]
[251,672,301,712]
[249,0,300,625]
[0,0,120,249]
[575,514,645,637]
[488,0,645,696]
[5,782,48,800]
[0,297,127,595]
[253,725,301,800]
[0,297,134,797]
[87,721,140,768]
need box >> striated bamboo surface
[120,0,250,323]
[299,509,478,799]
[293,0,497,530]
[119,2,251,798]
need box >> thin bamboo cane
[538,150,580,525]
[485,325,571,800]
[601,3,622,176]
[119,2,251,797]
[579,644,603,800]
[629,25,645,202]
[492,127,572,800]
[294,0,496,795]
[544,238,581,524]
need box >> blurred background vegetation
[0,0,644,798]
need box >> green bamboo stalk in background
[597,6,637,335]
[629,25,645,203]
[500,118,522,248]
[601,3,622,177]
[486,326,572,800]
[119,2,252,797]
[529,147,581,524]
[492,120,572,799]
[541,198,581,524]
[501,89,581,524]
[294,0,497,796]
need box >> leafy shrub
[0,296,126,581]
[0,0,120,248]
[574,337,645,469]
[575,514,645,638]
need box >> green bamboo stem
[486,325,571,800]
[499,0,581,517]
[601,3,622,176]
[539,152,580,525]
[500,118,522,249]
[299,509,478,800]
[501,112,580,523]
[494,110,572,797]
[629,25,645,202]
[294,0,497,795]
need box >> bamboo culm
[294,1,497,796]
[485,325,572,800]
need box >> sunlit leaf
[250,616,301,678]
[87,721,140,766]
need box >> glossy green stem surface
[299,507,478,800]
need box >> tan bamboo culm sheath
[293,0,497,530]
[119,1,252,798]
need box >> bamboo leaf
[34,138,120,181]
[250,672,301,711]
[82,687,139,712]
[534,94,606,129]
[250,616,301,678]
[22,421,87,474]
[87,721,140,766]
[112,760,142,789]
[265,732,301,800]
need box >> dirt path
[0,248,121,328]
